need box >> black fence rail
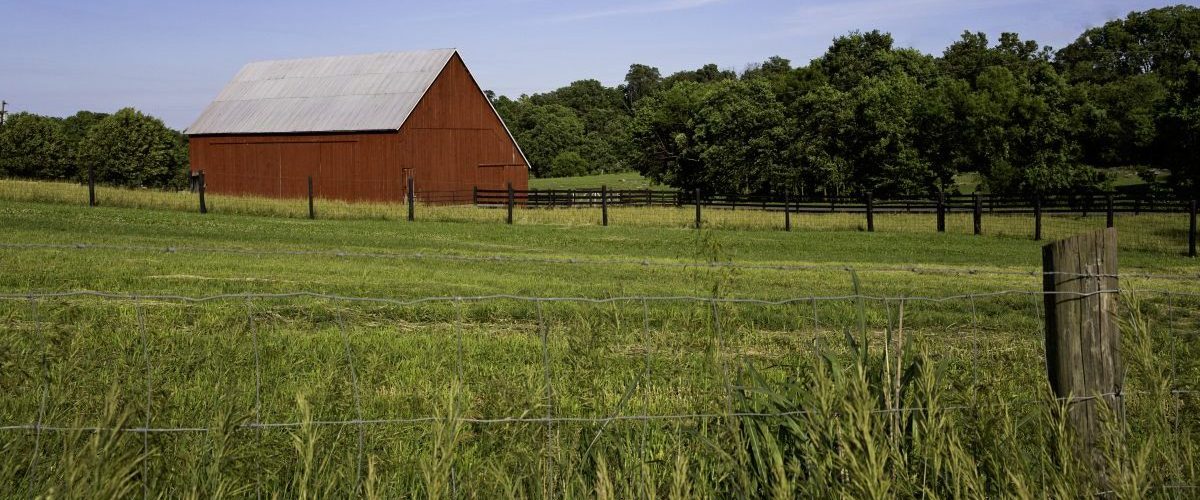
[473,185,1198,255]
[475,187,1193,214]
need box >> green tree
[1056,5,1200,84]
[1157,61,1200,196]
[628,81,709,189]
[508,104,587,178]
[0,112,71,180]
[816,30,937,91]
[622,64,662,106]
[75,108,187,188]
[691,79,792,194]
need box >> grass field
[1,183,1199,497]
[529,172,656,190]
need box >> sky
[0,0,1186,129]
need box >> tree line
[492,5,1200,199]
[0,108,188,189]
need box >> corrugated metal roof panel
[187,49,457,135]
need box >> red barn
[186,49,528,203]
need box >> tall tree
[0,112,71,180]
[75,108,187,188]
[1056,5,1200,84]
[622,64,662,106]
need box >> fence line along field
[2,178,1197,258]
[1,196,1199,497]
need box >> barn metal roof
[186,49,458,135]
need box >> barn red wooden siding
[188,53,527,204]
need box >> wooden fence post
[784,191,791,232]
[972,193,982,235]
[1190,199,1197,258]
[407,176,415,222]
[1106,194,1114,228]
[308,176,315,219]
[472,186,478,206]
[865,192,875,232]
[88,166,96,207]
[601,185,608,227]
[1034,195,1043,241]
[694,188,702,230]
[936,192,945,233]
[1042,228,1122,485]
[507,182,514,225]
[198,170,207,214]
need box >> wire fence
[2,241,1199,282]
[2,281,1198,496]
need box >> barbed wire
[0,288,1130,306]
[1,241,1196,282]
[0,391,1136,434]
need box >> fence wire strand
[1,241,1194,282]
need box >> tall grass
[0,289,1195,497]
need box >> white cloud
[550,0,727,22]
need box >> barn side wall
[188,53,528,204]
[188,132,405,202]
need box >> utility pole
[0,101,7,127]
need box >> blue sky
[0,0,1184,129]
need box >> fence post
[88,166,96,207]
[308,176,315,220]
[472,186,478,206]
[784,191,791,232]
[865,192,875,232]
[1106,194,1114,228]
[972,193,981,235]
[507,181,514,225]
[1042,228,1122,485]
[601,185,608,227]
[1190,199,1197,258]
[198,170,207,214]
[1034,195,1043,241]
[936,192,945,233]
[407,176,415,222]
[694,188,701,230]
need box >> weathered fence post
[936,192,945,233]
[308,176,315,219]
[972,193,982,235]
[784,191,791,232]
[198,170,207,214]
[601,185,608,227]
[1034,195,1043,241]
[694,188,702,229]
[865,192,875,232]
[1042,228,1122,485]
[88,166,96,207]
[1190,199,1197,258]
[1106,194,1114,229]
[506,181,514,225]
[407,176,415,222]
